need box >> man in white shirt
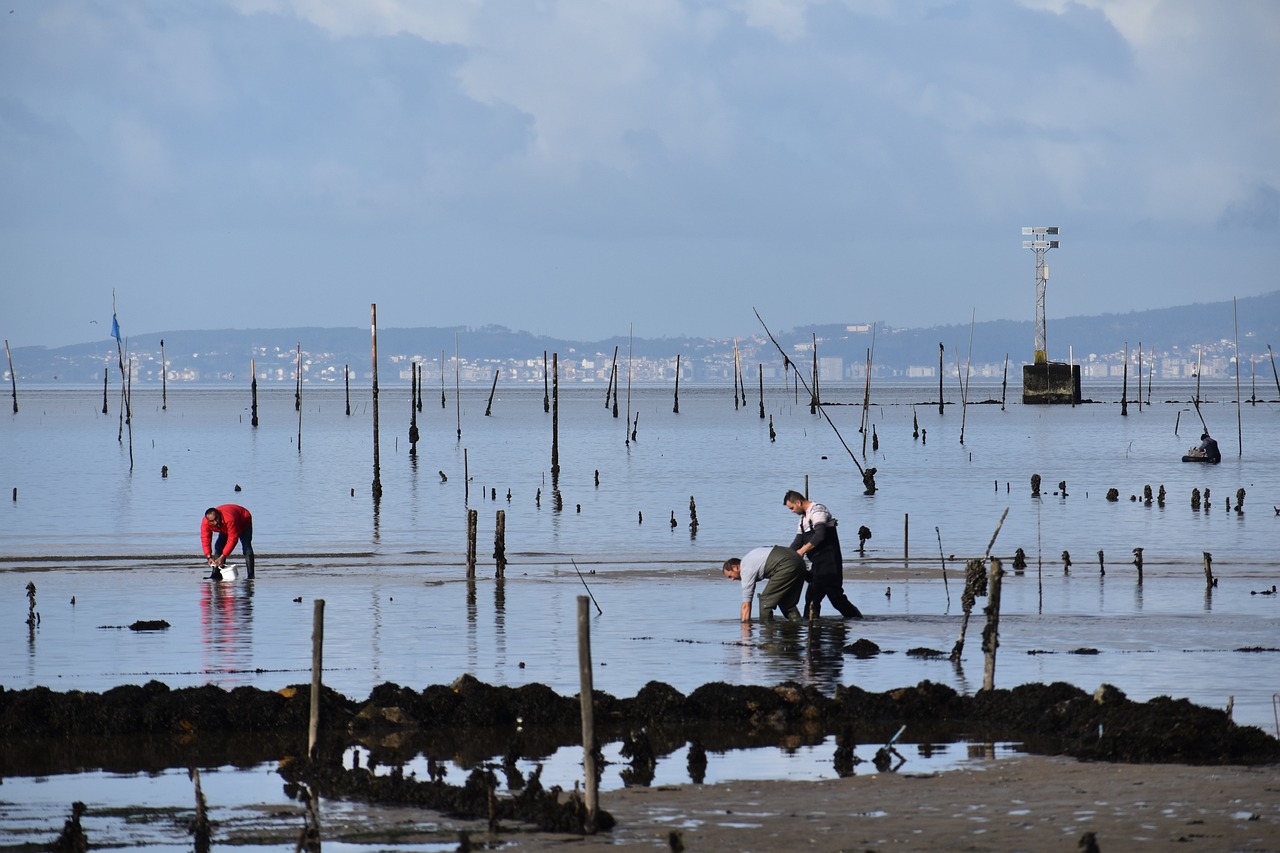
[722,546,805,623]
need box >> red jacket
[201,504,253,558]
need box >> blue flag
[110,313,121,342]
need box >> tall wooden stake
[250,358,259,427]
[625,325,633,446]
[758,364,765,419]
[937,343,944,415]
[297,350,303,452]
[102,367,108,414]
[1121,342,1129,417]
[551,353,560,476]
[543,351,550,413]
[160,338,167,410]
[295,343,302,412]
[577,596,599,832]
[981,557,1005,692]
[371,305,382,500]
[1137,341,1143,412]
[454,335,461,440]
[344,364,351,416]
[1000,353,1008,411]
[485,368,499,416]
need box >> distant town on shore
[7,291,1278,387]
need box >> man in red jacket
[201,504,255,579]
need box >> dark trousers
[805,571,861,619]
[214,524,255,578]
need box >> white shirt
[738,546,771,603]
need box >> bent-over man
[722,546,805,623]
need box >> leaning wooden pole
[485,368,499,417]
[308,599,325,758]
[672,353,681,414]
[606,345,618,410]
[577,596,599,833]
[1268,345,1280,400]
[1000,353,1009,411]
[371,305,382,500]
[4,339,16,414]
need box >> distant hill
[6,291,1278,384]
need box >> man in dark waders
[722,546,805,623]
[784,489,862,619]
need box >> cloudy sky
[2,0,1277,348]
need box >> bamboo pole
[577,596,599,832]
[442,350,448,410]
[860,345,872,457]
[1233,297,1242,456]
[308,599,325,758]
[4,339,16,414]
[295,343,302,412]
[371,306,382,500]
[543,351,549,413]
[625,325,633,445]
[126,350,134,471]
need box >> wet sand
[208,755,1280,851]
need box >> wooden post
[454,335,461,440]
[296,349,303,453]
[494,510,506,577]
[408,367,419,457]
[577,596,598,833]
[732,338,741,410]
[371,305,382,500]
[1203,552,1214,590]
[861,345,872,456]
[903,513,909,567]
[4,339,16,414]
[102,367,108,414]
[466,508,478,578]
[251,358,259,427]
[485,368,499,416]
[416,362,423,412]
[543,351,550,413]
[673,353,681,414]
[937,343,944,415]
[551,353,560,476]
[1121,342,1129,416]
[295,343,302,412]
[344,364,351,416]
[809,334,818,413]
[981,557,1004,692]
[309,599,325,758]
[625,325,633,443]
[464,448,469,505]
[1137,342,1143,413]
[442,350,448,410]
[160,338,167,411]
[758,364,764,419]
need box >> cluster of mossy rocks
[4,676,1277,835]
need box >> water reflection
[199,581,255,678]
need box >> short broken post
[494,509,507,577]
[981,557,1004,692]
[466,508,478,578]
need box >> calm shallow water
[3,381,1278,848]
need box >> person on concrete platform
[201,504,255,579]
[784,489,862,619]
[722,546,805,623]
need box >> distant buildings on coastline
[10,335,1264,386]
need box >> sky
[2,0,1278,349]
